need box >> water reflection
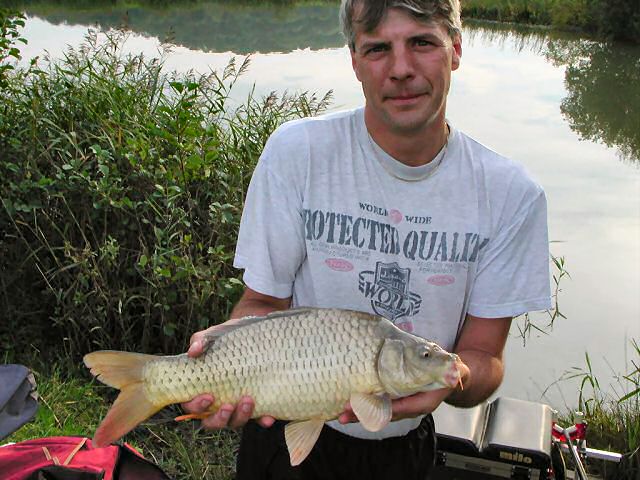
[20,3,344,53]
[547,40,640,164]
[465,21,640,163]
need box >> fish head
[377,336,460,397]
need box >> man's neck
[364,109,449,167]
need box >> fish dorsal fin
[264,307,316,320]
[203,308,314,342]
[200,309,316,352]
[284,418,325,466]
[350,392,392,432]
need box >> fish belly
[142,309,385,420]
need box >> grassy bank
[555,341,640,479]
[6,366,240,479]
[1,12,314,476]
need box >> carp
[84,307,461,465]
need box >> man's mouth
[387,93,424,101]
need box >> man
[183,0,551,478]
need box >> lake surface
[16,2,640,410]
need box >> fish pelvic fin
[284,418,325,466]
[84,350,162,447]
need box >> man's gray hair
[340,0,462,51]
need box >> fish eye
[422,350,430,358]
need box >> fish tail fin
[84,351,163,447]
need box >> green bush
[550,0,593,30]
[0,22,332,361]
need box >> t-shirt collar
[356,107,453,182]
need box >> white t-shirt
[233,107,552,439]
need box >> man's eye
[415,39,433,47]
[367,45,387,55]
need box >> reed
[558,339,640,479]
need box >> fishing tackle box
[431,396,558,480]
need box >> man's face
[350,7,461,135]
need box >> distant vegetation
[3,0,640,43]
[463,0,640,43]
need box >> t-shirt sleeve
[467,188,552,318]
[232,129,307,298]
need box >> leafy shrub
[550,0,593,30]
[0,24,332,361]
[0,9,25,89]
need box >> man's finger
[338,411,357,424]
[201,404,234,430]
[257,416,276,428]
[338,402,357,424]
[187,339,204,358]
[181,394,214,414]
[229,396,254,429]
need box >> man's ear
[452,34,462,71]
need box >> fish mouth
[443,361,461,389]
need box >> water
[16,3,640,410]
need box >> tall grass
[0,11,332,362]
[559,339,640,479]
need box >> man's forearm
[229,289,292,320]
[446,349,505,408]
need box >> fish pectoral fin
[350,392,392,432]
[284,418,325,466]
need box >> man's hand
[337,359,470,424]
[180,323,276,430]
[337,389,448,425]
[180,288,290,430]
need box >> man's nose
[389,47,415,81]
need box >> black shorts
[236,416,436,480]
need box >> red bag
[0,436,171,480]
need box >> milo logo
[358,261,421,321]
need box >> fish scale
[142,309,383,420]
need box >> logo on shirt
[358,261,422,321]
